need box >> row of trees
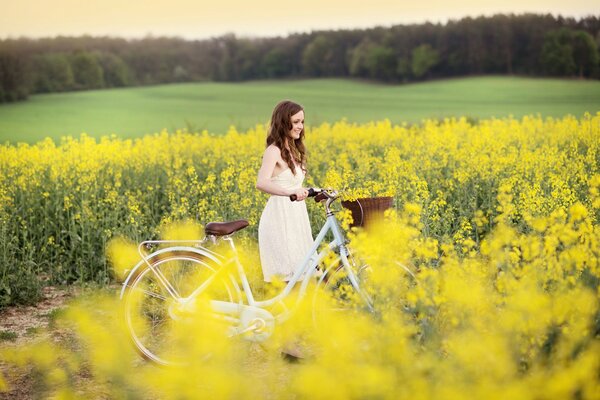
[1,13,599,102]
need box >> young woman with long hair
[256,100,313,283]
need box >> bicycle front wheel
[312,248,373,330]
[122,248,239,366]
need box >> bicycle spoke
[124,250,238,365]
[133,286,168,301]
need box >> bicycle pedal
[281,351,304,363]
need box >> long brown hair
[266,100,307,175]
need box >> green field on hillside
[1,76,599,143]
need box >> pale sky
[1,0,598,40]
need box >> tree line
[1,13,599,103]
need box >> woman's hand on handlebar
[289,188,309,201]
[290,188,325,201]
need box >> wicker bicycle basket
[341,196,394,228]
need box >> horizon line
[1,11,598,42]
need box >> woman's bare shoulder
[265,144,281,152]
[264,144,282,157]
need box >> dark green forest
[1,13,599,103]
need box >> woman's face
[288,110,304,140]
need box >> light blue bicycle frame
[234,211,356,307]
[204,206,373,322]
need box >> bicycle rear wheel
[312,248,373,330]
[122,248,239,365]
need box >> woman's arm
[256,146,308,200]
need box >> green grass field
[1,76,599,143]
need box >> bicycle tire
[311,248,373,331]
[122,248,240,366]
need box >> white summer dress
[258,166,314,282]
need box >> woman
[256,100,314,283]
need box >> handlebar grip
[290,188,317,201]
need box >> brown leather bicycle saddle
[205,219,249,236]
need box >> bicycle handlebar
[289,188,319,201]
[290,188,338,203]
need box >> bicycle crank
[225,304,275,342]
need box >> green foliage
[46,308,66,329]
[396,57,411,79]
[0,50,29,102]
[349,38,373,77]
[572,30,600,77]
[350,40,398,81]
[25,327,41,336]
[262,49,289,78]
[0,13,597,102]
[97,52,131,87]
[172,65,189,82]
[31,53,75,93]
[302,35,334,77]
[0,262,43,308]
[411,44,439,79]
[214,34,241,81]
[70,51,104,90]
[0,330,17,342]
[236,41,262,80]
[542,28,577,75]
[365,45,397,81]
[541,28,600,77]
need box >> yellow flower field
[0,113,599,398]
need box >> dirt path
[0,287,75,343]
[0,286,78,399]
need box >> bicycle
[119,188,374,365]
